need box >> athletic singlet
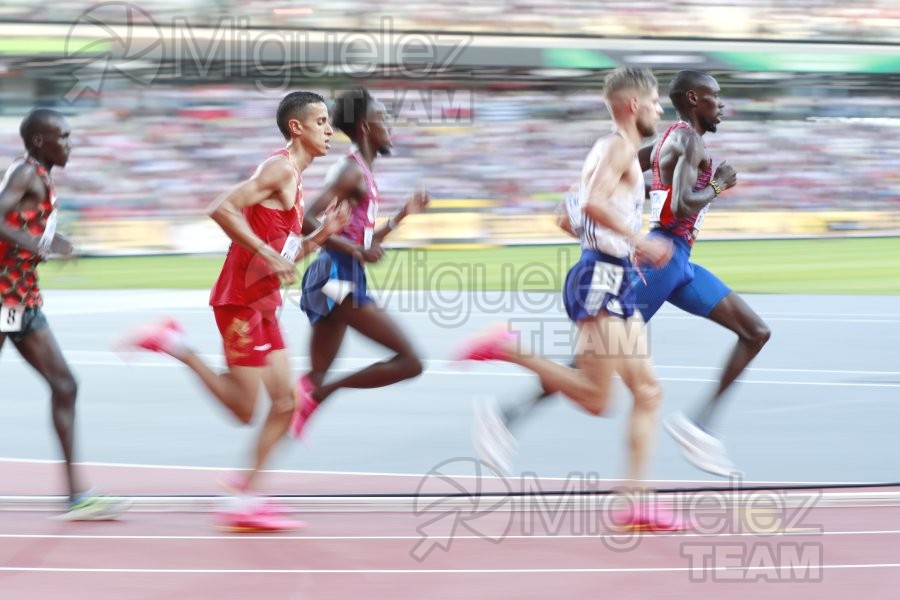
[649,122,713,246]
[566,134,644,258]
[338,148,378,250]
[209,149,303,311]
[0,156,58,308]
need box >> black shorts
[0,306,49,344]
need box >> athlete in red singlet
[291,87,429,437]
[120,92,349,531]
[1,109,127,520]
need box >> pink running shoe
[215,507,304,533]
[289,374,320,439]
[117,317,186,357]
[612,502,687,532]
[456,326,516,362]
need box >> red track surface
[2,460,899,599]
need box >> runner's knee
[270,392,296,418]
[632,378,662,412]
[749,320,771,350]
[50,373,78,405]
[401,353,423,380]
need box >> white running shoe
[665,412,741,478]
[472,397,518,475]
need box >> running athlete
[634,70,769,477]
[461,68,682,529]
[289,88,429,438]
[484,71,768,478]
[0,109,127,520]
[120,92,349,531]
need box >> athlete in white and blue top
[562,139,647,321]
[466,68,691,530]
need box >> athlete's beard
[637,117,656,138]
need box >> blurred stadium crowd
[1,85,899,224]
[2,0,900,42]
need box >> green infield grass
[37,237,900,295]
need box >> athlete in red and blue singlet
[633,118,727,321]
[631,70,771,477]
[293,87,430,437]
[648,121,713,245]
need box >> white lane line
[6,359,897,388]
[4,354,900,388]
[6,529,900,542]
[0,563,897,574]
[1,458,860,486]
[9,353,900,378]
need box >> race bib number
[585,262,624,316]
[692,204,711,237]
[363,226,374,251]
[591,261,624,295]
[649,190,667,227]
[280,233,302,263]
[38,210,58,255]
[0,304,25,333]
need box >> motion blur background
[1,0,900,254]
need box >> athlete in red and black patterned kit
[0,109,127,520]
[121,92,349,531]
[291,88,430,437]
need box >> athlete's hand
[260,246,297,285]
[323,201,351,236]
[555,201,576,238]
[634,236,673,268]
[49,235,77,260]
[403,189,430,215]
[713,161,737,193]
[359,241,384,264]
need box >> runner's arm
[302,161,364,257]
[670,133,719,219]
[638,140,656,173]
[207,158,297,275]
[0,162,43,253]
[372,189,429,244]
[582,136,639,243]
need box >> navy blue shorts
[632,229,731,321]
[300,249,375,325]
[563,249,637,322]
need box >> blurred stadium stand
[0,2,898,252]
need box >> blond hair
[603,67,657,103]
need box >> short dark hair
[669,70,714,107]
[276,91,325,139]
[20,108,63,145]
[331,88,374,142]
